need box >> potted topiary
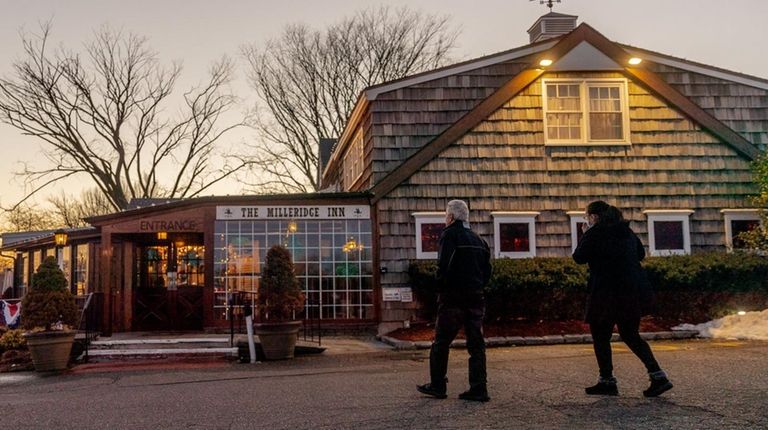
[254,244,305,360]
[22,256,78,371]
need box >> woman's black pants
[589,318,661,379]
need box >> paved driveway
[0,339,765,429]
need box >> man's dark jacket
[572,221,654,323]
[436,221,492,306]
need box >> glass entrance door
[133,241,205,331]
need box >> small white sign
[382,288,402,302]
[400,288,413,303]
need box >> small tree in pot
[22,256,79,371]
[254,245,305,360]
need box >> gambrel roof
[323,23,768,203]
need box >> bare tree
[48,188,114,228]
[0,23,247,211]
[2,204,58,232]
[243,6,459,193]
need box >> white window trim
[542,78,631,146]
[413,212,445,259]
[491,211,539,259]
[721,209,761,250]
[644,210,693,256]
[567,211,588,253]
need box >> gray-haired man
[417,200,492,402]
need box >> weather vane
[531,0,561,12]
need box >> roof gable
[369,23,761,203]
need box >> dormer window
[542,78,630,145]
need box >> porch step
[86,347,238,363]
[91,337,231,350]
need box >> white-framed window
[567,211,588,253]
[492,212,539,258]
[413,213,445,259]
[721,209,761,250]
[644,210,693,256]
[542,78,630,145]
[343,128,364,190]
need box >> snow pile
[673,309,768,341]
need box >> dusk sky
[1,0,766,208]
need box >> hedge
[409,251,768,323]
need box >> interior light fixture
[628,57,642,65]
[539,59,553,67]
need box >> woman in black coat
[573,201,673,397]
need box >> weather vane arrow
[530,0,561,12]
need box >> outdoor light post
[53,229,68,271]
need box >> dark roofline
[368,22,761,204]
[84,192,373,224]
[0,227,99,252]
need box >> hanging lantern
[54,229,68,246]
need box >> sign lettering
[217,205,369,220]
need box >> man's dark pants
[429,301,487,391]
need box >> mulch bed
[387,316,690,342]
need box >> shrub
[0,329,27,353]
[409,252,768,323]
[258,245,305,321]
[21,256,78,331]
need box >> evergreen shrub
[409,252,768,322]
[21,256,78,331]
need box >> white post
[245,314,257,363]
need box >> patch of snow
[673,309,768,340]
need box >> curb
[377,330,700,351]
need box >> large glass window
[492,212,539,258]
[543,79,630,145]
[214,219,374,321]
[645,210,693,256]
[74,244,89,295]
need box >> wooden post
[101,227,113,336]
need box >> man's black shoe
[643,377,673,397]
[585,381,619,396]
[458,389,490,402]
[417,383,447,399]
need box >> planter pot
[24,330,76,372]
[253,321,302,360]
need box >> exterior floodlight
[628,57,642,65]
[737,311,746,316]
[539,59,553,67]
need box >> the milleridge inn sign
[216,205,370,220]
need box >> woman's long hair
[586,200,624,225]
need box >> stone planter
[24,330,76,372]
[254,321,302,360]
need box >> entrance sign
[216,205,370,220]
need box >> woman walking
[573,201,673,397]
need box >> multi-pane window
[721,209,761,250]
[492,212,539,258]
[214,219,374,321]
[543,79,629,145]
[343,129,365,190]
[645,210,693,256]
[413,213,445,259]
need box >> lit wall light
[737,310,746,316]
[157,231,168,240]
[539,59,553,67]
[54,229,68,246]
[628,57,642,65]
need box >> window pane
[421,223,444,253]
[654,221,684,250]
[590,113,623,140]
[731,219,759,249]
[499,223,530,252]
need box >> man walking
[417,200,492,402]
